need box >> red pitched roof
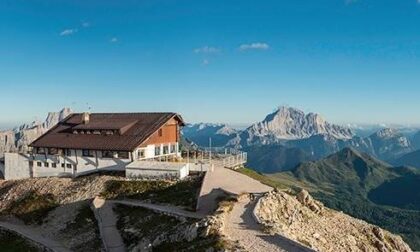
[30,112,184,151]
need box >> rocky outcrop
[0,174,117,210]
[0,108,72,157]
[255,190,412,252]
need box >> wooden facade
[140,117,180,147]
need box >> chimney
[82,112,90,124]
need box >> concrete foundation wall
[0,160,4,178]
[4,153,31,180]
[126,165,189,180]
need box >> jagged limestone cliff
[0,108,71,157]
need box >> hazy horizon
[2,1,420,126]
[1,106,420,132]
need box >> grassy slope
[114,204,226,252]
[101,174,204,210]
[0,192,58,225]
[0,229,42,252]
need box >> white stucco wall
[134,143,180,160]
[32,150,132,177]
[4,142,182,180]
[4,153,31,180]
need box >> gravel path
[92,197,125,252]
[225,197,313,252]
[111,199,205,219]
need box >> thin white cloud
[60,29,78,36]
[239,42,270,51]
[202,59,209,65]
[82,22,90,28]
[194,46,220,54]
[110,37,118,43]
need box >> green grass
[236,167,288,190]
[0,229,42,252]
[101,175,203,210]
[1,191,58,225]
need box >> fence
[221,152,247,169]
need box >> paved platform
[197,165,272,215]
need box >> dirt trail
[92,197,125,252]
[225,197,313,252]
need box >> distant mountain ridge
[412,131,420,150]
[183,106,414,172]
[0,108,72,157]
[232,106,354,147]
[182,123,239,147]
[392,149,420,169]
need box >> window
[138,149,145,159]
[118,152,129,159]
[44,162,49,168]
[51,163,57,168]
[65,149,72,156]
[29,161,34,167]
[158,129,163,137]
[37,148,45,154]
[37,162,42,167]
[61,163,65,168]
[66,164,72,169]
[82,149,94,157]
[155,146,161,156]
[170,144,176,153]
[163,145,169,155]
[102,151,114,158]
[48,148,58,155]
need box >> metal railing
[221,152,247,169]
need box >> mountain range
[182,106,419,172]
[267,147,420,250]
[181,123,239,147]
[0,108,72,158]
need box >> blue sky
[1,0,420,128]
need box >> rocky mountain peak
[374,128,400,139]
[0,108,72,156]
[244,106,354,144]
